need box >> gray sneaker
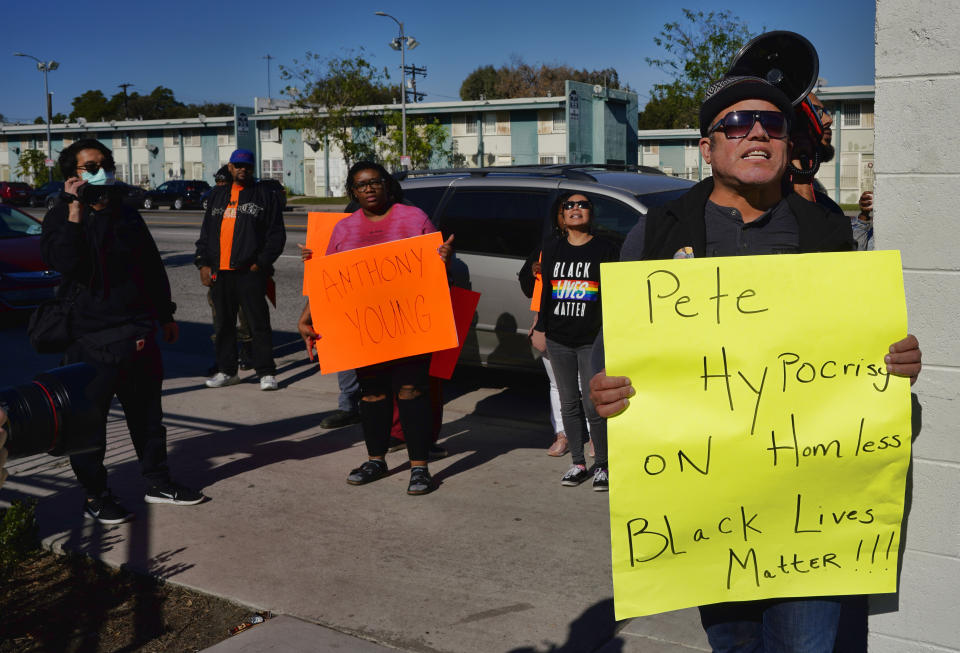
[205,372,240,388]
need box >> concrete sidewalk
[1,335,709,653]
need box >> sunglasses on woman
[562,200,592,210]
[707,110,789,140]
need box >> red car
[0,182,32,206]
[0,204,61,313]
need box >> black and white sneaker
[561,464,591,486]
[84,492,134,525]
[592,467,609,492]
[145,482,204,505]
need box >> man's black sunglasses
[708,110,789,140]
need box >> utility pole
[263,54,274,101]
[403,64,427,102]
[118,82,133,119]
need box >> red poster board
[429,286,481,379]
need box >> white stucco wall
[871,2,960,651]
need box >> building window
[183,129,201,147]
[552,109,566,133]
[130,132,147,147]
[483,112,497,136]
[452,113,478,137]
[262,159,283,182]
[642,143,654,154]
[132,163,150,187]
[217,128,233,146]
[259,121,280,142]
[539,155,567,164]
[842,103,861,128]
[0,139,7,152]
[165,133,180,146]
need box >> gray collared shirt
[704,199,800,257]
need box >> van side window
[403,187,446,219]
[589,195,641,239]
[439,190,552,257]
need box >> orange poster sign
[306,232,458,374]
[302,212,352,295]
[529,253,542,311]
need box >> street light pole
[376,11,418,166]
[13,52,58,177]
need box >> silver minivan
[399,166,695,371]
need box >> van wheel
[173,196,185,210]
[143,197,154,209]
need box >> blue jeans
[699,598,842,653]
[337,369,360,413]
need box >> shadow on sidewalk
[507,598,623,653]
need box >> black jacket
[640,177,855,261]
[41,200,175,336]
[194,182,286,274]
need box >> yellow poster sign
[601,251,911,620]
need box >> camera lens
[0,363,103,459]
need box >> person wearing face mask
[195,150,286,391]
[40,139,203,524]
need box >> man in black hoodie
[589,77,922,652]
[41,139,203,525]
[195,149,285,391]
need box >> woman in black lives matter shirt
[531,192,620,490]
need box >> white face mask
[80,167,116,185]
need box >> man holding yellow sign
[590,76,922,651]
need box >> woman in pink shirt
[306,162,452,495]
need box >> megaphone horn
[727,30,820,107]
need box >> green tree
[459,65,499,101]
[280,49,398,170]
[379,113,460,170]
[639,9,754,129]
[69,89,111,122]
[459,58,629,100]
[15,149,54,185]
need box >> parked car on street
[397,164,695,371]
[142,180,210,209]
[29,181,64,207]
[0,203,61,313]
[0,182,32,206]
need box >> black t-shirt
[537,235,621,347]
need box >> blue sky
[2,0,875,123]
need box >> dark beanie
[699,76,794,137]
